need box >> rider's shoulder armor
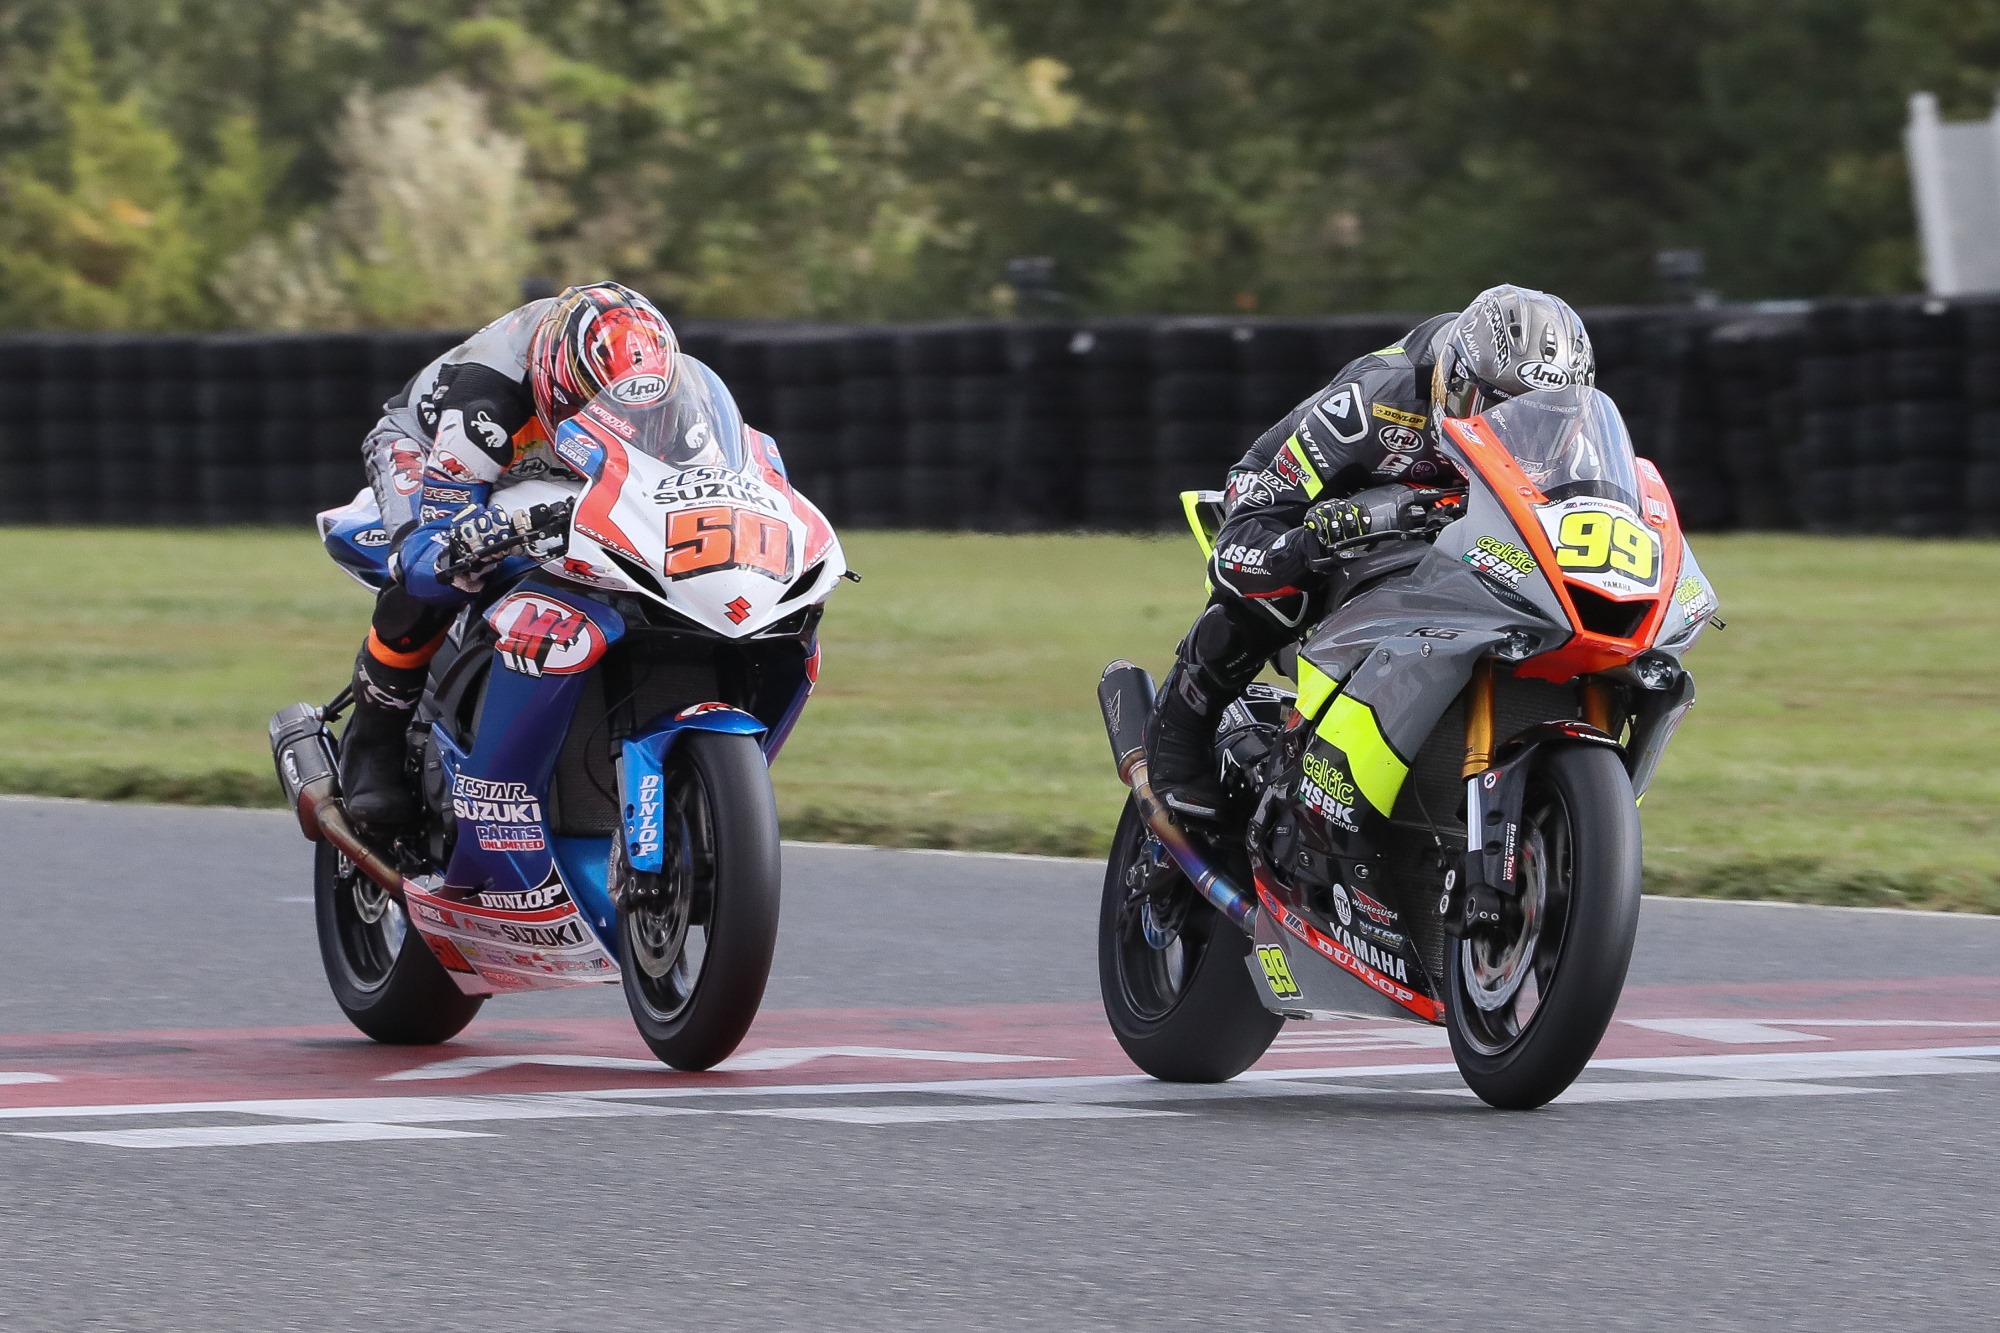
[1293,313,1461,490]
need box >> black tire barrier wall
[0,299,1990,533]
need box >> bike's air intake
[269,703,404,898]
[1097,662,1256,931]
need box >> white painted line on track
[724,1103,1179,1126]
[10,1123,493,1149]
[1415,1079,1875,1105]
[782,839,1092,866]
[1623,1019,1830,1044]
[0,1073,59,1086]
[380,1046,1061,1082]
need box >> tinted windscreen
[1478,385,1643,509]
[603,357,748,471]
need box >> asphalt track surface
[4,800,2000,1331]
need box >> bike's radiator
[1386,675,1582,989]
[547,654,721,837]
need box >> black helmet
[1430,284,1594,422]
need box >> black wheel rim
[1456,777,1576,1055]
[1111,822,1204,1022]
[623,755,716,1024]
[329,851,406,994]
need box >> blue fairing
[620,706,768,873]
[433,581,629,949]
[323,509,394,590]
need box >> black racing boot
[1145,602,1291,824]
[1145,660,1229,823]
[338,653,422,828]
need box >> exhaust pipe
[270,704,405,898]
[1097,662,1257,931]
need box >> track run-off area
[5,798,1999,1330]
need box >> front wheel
[1098,797,1281,1082]
[313,840,484,1044]
[618,730,781,1071]
[1446,743,1642,1109]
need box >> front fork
[1450,660,1624,937]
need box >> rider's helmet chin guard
[529,281,680,438]
[1429,284,1595,437]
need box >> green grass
[1,528,1996,911]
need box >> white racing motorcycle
[272,361,847,1068]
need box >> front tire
[1098,797,1281,1082]
[618,730,781,1071]
[1446,743,1641,1109]
[314,840,484,1044]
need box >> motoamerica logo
[451,774,543,825]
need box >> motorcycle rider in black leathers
[1145,284,1597,820]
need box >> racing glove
[398,502,517,602]
[1301,497,1373,556]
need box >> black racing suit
[1152,312,1461,809]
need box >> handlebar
[437,498,575,578]
[1305,487,1465,573]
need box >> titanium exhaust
[269,703,405,899]
[1097,661,1257,931]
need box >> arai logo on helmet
[607,374,669,407]
[1516,360,1572,391]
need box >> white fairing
[547,447,845,636]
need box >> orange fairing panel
[1442,416,1681,683]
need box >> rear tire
[1098,797,1281,1082]
[619,730,782,1071]
[313,840,484,1044]
[1447,744,1641,1109]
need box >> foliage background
[1,0,1998,329]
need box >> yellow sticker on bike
[1538,498,1660,595]
[1257,945,1302,999]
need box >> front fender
[619,704,768,874]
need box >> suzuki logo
[724,596,752,624]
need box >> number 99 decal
[1257,945,1302,999]
[1551,508,1658,586]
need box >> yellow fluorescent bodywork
[1315,692,1410,814]
[1296,658,1339,721]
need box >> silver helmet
[1430,284,1594,421]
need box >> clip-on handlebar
[438,498,575,578]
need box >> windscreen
[583,357,749,471]
[1477,385,1643,510]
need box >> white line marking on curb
[11,1123,493,1149]
[0,1073,59,1086]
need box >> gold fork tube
[1582,678,1614,733]
[1462,657,1496,778]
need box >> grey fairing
[1625,670,1695,799]
[1651,543,1718,663]
[1298,457,1570,765]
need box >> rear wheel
[1446,744,1641,1109]
[313,840,483,1044]
[1098,797,1281,1082]
[618,730,781,1071]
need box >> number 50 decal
[1553,509,1658,585]
[665,505,793,581]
